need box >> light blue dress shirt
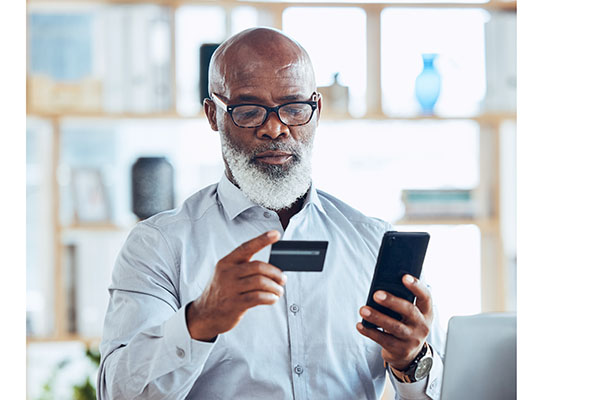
[98,175,445,399]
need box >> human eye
[282,104,308,116]
[232,106,265,123]
[238,108,260,118]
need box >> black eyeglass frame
[211,92,320,128]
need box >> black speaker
[199,43,221,103]
[131,157,174,220]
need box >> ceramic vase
[415,53,441,115]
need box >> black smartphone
[362,231,430,330]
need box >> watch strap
[386,342,432,383]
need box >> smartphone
[362,231,430,330]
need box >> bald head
[208,27,316,99]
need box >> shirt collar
[216,173,325,221]
[303,180,325,214]
[217,174,257,220]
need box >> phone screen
[362,231,430,330]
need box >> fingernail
[375,291,387,301]
[267,230,279,239]
[357,323,364,331]
[282,274,288,284]
[361,308,371,317]
[405,275,414,284]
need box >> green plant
[38,359,69,400]
[72,348,101,400]
[73,376,96,400]
[36,346,101,400]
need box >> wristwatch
[387,342,434,383]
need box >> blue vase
[415,54,441,115]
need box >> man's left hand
[356,274,433,372]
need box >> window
[312,119,479,222]
[394,224,482,329]
[231,6,259,34]
[176,6,226,115]
[26,118,55,337]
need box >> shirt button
[294,365,304,375]
[176,347,185,358]
[289,304,299,314]
[263,211,271,218]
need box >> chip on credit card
[268,240,328,272]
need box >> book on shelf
[483,10,516,113]
[29,13,94,82]
[62,230,130,338]
[28,12,102,113]
[29,75,103,114]
[401,189,477,219]
[64,244,78,335]
[102,5,172,113]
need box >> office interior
[25,1,516,398]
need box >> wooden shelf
[26,0,516,12]
[394,217,497,231]
[27,110,191,120]
[26,109,515,123]
[327,112,516,124]
[26,335,101,347]
[60,223,131,233]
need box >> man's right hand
[185,230,287,341]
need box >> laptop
[440,313,516,400]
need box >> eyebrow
[278,94,305,101]
[235,94,264,103]
[234,93,307,103]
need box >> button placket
[176,347,185,359]
[284,275,308,398]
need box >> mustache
[250,143,302,160]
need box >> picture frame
[71,168,111,224]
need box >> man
[98,27,444,399]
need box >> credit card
[268,240,328,272]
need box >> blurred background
[25,0,516,398]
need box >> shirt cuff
[387,349,444,400]
[163,301,218,367]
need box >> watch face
[415,357,434,381]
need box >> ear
[315,92,323,126]
[203,98,219,132]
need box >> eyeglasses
[211,92,320,128]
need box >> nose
[256,111,290,140]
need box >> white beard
[221,135,313,211]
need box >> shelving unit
[26,0,516,347]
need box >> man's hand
[186,230,287,341]
[356,274,434,372]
